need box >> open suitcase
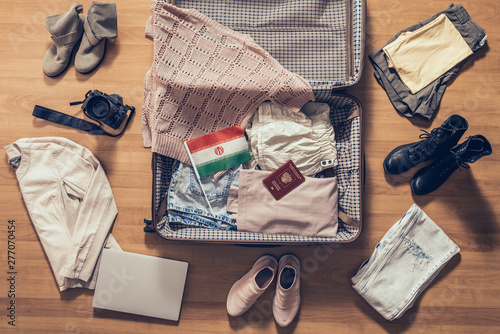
[145,0,366,244]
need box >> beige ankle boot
[75,2,118,74]
[43,3,84,77]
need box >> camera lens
[87,96,111,119]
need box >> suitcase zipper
[346,0,354,78]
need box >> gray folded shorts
[369,3,487,119]
[351,204,460,321]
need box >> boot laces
[408,129,442,162]
[436,150,470,177]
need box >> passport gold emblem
[281,172,293,184]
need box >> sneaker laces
[408,129,443,163]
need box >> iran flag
[184,125,251,178]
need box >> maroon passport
[262,160,306,201]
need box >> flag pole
[184,141,216,218]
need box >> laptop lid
[92,249,189,321]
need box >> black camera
[81,90,132,130]
[33,89,135,137]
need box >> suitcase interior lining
[154,95,362,243]
[168,0,363,89]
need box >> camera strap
[32,104,134,137]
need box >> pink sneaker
[273,254,301,327]
[226,255,278,317]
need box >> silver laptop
[92,249,189,321]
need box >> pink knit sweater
[142,1,315,164]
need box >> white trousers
[5,137,121,291]
[351,204,460,320]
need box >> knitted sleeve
[268,63,316,112]
[145,17,153,39]
[141,68,154,148]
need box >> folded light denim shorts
[351,204,460,321]
[167,160,240,230]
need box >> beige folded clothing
[227,169,338,237]
[246,101,338,176]
[383,14,473,94]
[5,137,121,291]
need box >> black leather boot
[383,115,468,174]
[410,135,492,195]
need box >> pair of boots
[43,2,117,77]
[384,115,492,195]
[226,254,300,327]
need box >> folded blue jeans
[167,160,240,230]
[351,204,460,321]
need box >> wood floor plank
[1,0,499,332]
